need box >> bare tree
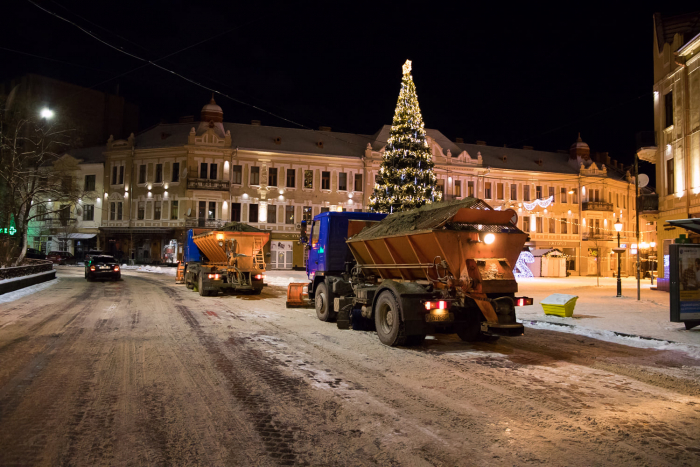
[0,96,81,266]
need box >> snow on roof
[455,142,578,174]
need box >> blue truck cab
[304,211,386,294]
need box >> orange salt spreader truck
[287,198,533,346]
[177,224,269,296]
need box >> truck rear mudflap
[481,322,524,337]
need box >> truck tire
[198,274,208,296]
[315,282,336,322]
[456,319,481,342]
[374,291,408,346]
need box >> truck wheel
[374,291,407,346]
[315,283,335,322]
[198,274,208,296]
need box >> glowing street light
[613,219,624,298]
[40,108,54,119]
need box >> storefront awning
[666,219,700,235]
[56,233,96,239]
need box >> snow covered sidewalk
[516,276,699,352]
[120,264,177,276]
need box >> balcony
[637,193,659,213]
[187,178,230,191]
[185,218,228,228]
[582,201,613,212]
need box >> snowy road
[0,269,699,466]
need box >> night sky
[2,1,696,174]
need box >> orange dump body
[346,204,527,294]
[193,230,270,271]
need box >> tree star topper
[402,59,412,75]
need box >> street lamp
[40,108,54,120]
[613,219,624,298]
[650,241,657,284]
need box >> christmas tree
[369,60,440,213]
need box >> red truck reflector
[515,297,533,306]
[208,274,220,280]
[424,300,449,311]
[253,274,263,280]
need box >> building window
[522,216,530,231]
[84,175,96,191]
[231,202,240,221]
[286,168,296,188]
[37,205,46,221]
[322,171,330,190]
[536,186,542,199]
[497,183,504,200]
[623,196,627,209]
[320,207,329,213]
[251,166,260,185]
[560,218,567,234]
[83,204,94,221]
[536,217,543,233]
[170,200,178,220]
[549,217,556,233]
[354,174,362,191]
[468,181,474,197]
[172,162,180,182]
[138,201,145,220]
[665,91,673,128]
[560,187,567,203]
[61,177,72,192]
[146,201,152,220]
[112,166,117,185]
[118,166,124,185]
[303,206,312,221]
[286,205,295,224]
[437,179,445,197]
[572,219,579,234]
[209,163,217,180]
[510,184,517,201]
[548,187,555,199]
[117,202,122,220]
[667,158,675,195]
[139,165,146,184]
[110,202,116,221]
[154,201,161,220]
[232,165,242,184]
[616,193,619,207]
[339,172,347,191]
[249,204,258,223]
[208,202,216,220]
[572,188,578,204]
[269,168,278,187]
[524,185,530,201]
[454,180,462,198]
[304,170,313,189]
[155,164,163,183]
[200,163,208,179]
[267,204,277,223]
[608,192,612,203]
[484,182,492,199]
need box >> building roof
[654,11,700,52]
[369,125,465,156]
[455,142,579,175]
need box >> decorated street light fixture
[613,219,624,297]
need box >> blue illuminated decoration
[514,251,535,278]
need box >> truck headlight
[484,233,495,244]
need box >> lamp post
[650,241,657,285]
[613,219,624,298]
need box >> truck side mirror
[299,220,308,245]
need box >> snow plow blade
[286,283,311,308]
[175,262,185,284]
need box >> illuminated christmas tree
[369,60,440,213]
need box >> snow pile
[522,320,700,359]
[264,270,308,287]
[0,278,59,304]
[120,264,177,276]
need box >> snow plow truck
[177,222,269,296]
[286,198,533,346]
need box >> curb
[522,319,678,345]
[0,270,57,295]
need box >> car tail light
[254,274,263,280]
[90,266,96,271]
[515,297,533,306]
[208,274,220,280]
[113,265,120,272]
[425,300,450,311]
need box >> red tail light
[113,265,120,272]
[208,274,220,280]
[515,297,533,306]
[425,300,450,310]
[254,274,263,280]
[438,300,446,310]
[90,266,96,271]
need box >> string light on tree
[369,60,440,213]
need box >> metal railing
[186,178,231,191]
[582,201,614,211]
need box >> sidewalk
[516,276,700,348]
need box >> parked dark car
[25,248,46,260]
[47,251,76,265]
[85,255,121,281]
